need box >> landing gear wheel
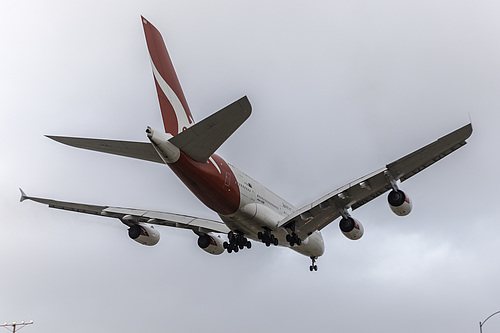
[287,232,302,247]
[226,232,252,254]
[309,256,318,272]
[260,229,278,247]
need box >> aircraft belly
[221,217,262,241]
[292,231,325,257]
[220,214,325,258]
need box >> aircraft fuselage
[166,151,325,258]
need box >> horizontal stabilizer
[46,136,164,164]
[169,96,252,162]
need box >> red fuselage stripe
[168,152,240,215]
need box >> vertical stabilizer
[142,16,195,135]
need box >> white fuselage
[221,164,325,258]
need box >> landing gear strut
[309,257,318,272]
[257,229,278,247]
[223,231,251,253]
[286,232,302,246]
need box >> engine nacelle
[197,233,225,255]
[388,190,412,216]
[339,217,364,240]
[128,224,160,246]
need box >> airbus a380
[20,17,473,271]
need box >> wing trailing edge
[19,189,230,234]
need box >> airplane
[20,16,473,271]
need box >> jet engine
[388,190,412,216]
[339,217,364,240]
[128,224,160,246]
[197,233,225,255]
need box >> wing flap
[103,207,230,233]
[47,136,164,164]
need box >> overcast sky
[2,1,500,332]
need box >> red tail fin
[142,16,195,135]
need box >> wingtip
[45,135,64,144]
[464,113,473,136]
[239,95,252,113]
[19,188,28,202]
[465,122,473,138]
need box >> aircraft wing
[278,123,473,237]
[20,189,230,234]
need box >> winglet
[19,188,28,202]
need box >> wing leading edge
[278,123,473,237]
[20,189,230,234]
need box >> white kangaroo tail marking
[150,58,194,134]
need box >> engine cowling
[339,217,364,240]
[197,233,225,255]
[128,224,160,246]
[388,190,412,216]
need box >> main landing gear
[309,257,318,272]
[286,232,302,246]
[223,231,251,253]
[257,229,279,247]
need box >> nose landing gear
[309,257,318,272]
